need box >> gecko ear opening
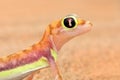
[61,15,78,30]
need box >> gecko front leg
[47,56,62,80]
[47,35,63,80]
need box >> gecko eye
[61,16,78,29]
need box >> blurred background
[0,0,120,80]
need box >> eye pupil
[64,17,76,28]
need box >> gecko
[0,14,92,80]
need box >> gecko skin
[0,14,92,80]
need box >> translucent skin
[0,14,92,80]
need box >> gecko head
[60,14,92,36]
[47,14,92,50]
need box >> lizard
[0,14,92,80]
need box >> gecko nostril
[86,21,93,26]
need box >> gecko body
[0,14,92,80]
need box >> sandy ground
[0,0,120,80]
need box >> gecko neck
[40,26,58,51]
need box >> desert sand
[0,0,120,80]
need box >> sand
[0,0,120,80]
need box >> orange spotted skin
[0,14,92,80]
[0,36,53,71]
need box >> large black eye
[64,17,76,28]
[61,16,78,29]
